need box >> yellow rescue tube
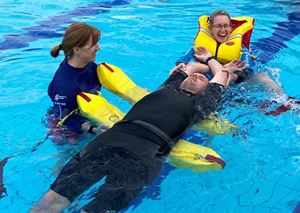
[77,92,124,128]
[193,114,237,135]
[97,62,235,135]
[77,91,225,172]
[97,63,149,103]
[169,140,225,172]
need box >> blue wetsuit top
[48,60,102,133]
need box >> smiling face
[209,15,232,43]
[180,73,209,94]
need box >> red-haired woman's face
[77,35,100,64]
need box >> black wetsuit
[50,71,224,213]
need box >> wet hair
[50,23,101,58]
[208,10,231,26]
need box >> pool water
[0,0,300,212]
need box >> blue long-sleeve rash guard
[48,61,102,133]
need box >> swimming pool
[0,0,300,212]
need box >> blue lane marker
[0,0,130,51]
[293,201,300,213]
[252,11,300,64]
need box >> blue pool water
[0,0,300,212]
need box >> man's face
[180,73,209,94]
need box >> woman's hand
[223,60,247,73]
[194,46,212,63]
[222,60,247,86]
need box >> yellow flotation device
[97,63,149,103]
[193,114,237,135]
[77,63,227,172]
[96,62,236,135]
[77,92,124,128]
[77,92,225,172]
[194,15,254,64]
[168,140,225,172]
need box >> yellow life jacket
[194,15,254,64]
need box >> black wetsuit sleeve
[157,71,188,90]
[193,83,224,122]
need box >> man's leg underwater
[30,144,112,213]
[81,148,163,213]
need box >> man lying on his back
[30,47,245,213]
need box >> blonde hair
[50,23,100,58]
[208,10,231,26]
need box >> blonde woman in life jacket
[176,10,286,96]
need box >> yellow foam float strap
[169,139,225,172]
[97,63,149,103]
[77,92,125,128]
[192,114,237,135]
